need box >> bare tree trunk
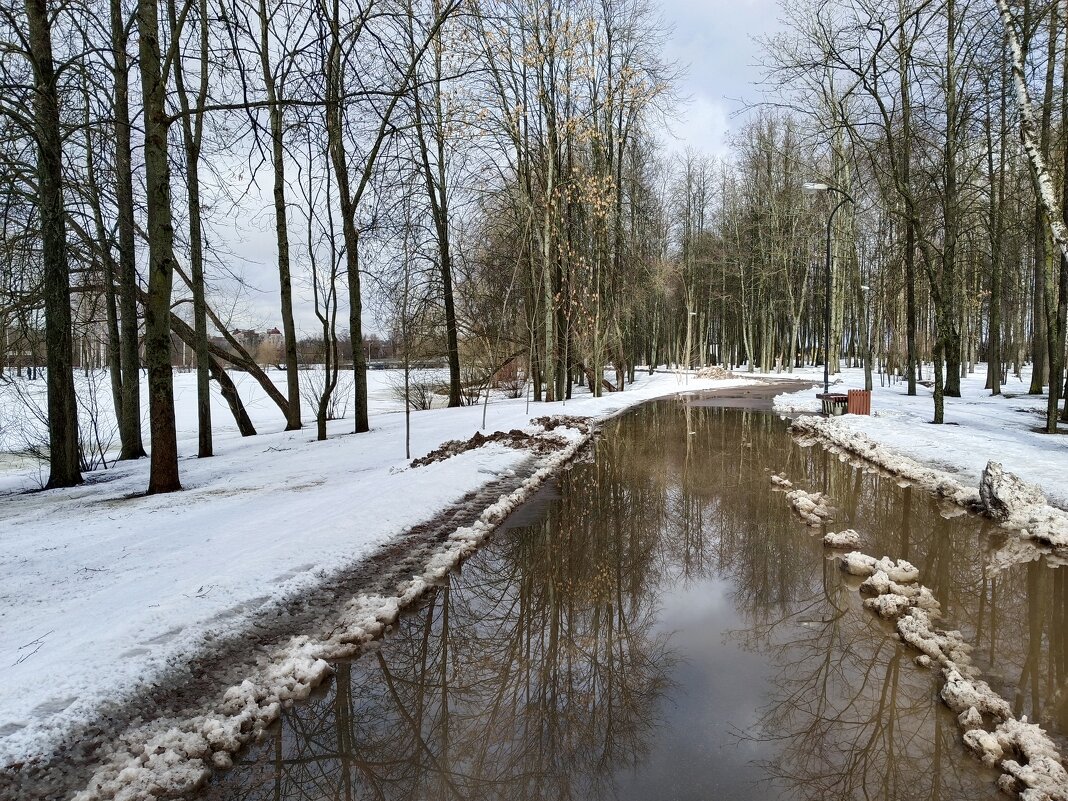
[998,0,1068,269]
[110,0,146,460]
[1054,7,1068,427]
[166,310,255,435]
[171,0,212,457]
[25,0,81,487]
[408,0,462,407]
[257,0,301,430]
[985,51,1007,396]
[138,0,181,493]
[208,358,256,436]
[942,0,962,399]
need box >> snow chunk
[823,529,860,548]
[941,667,1011,721]
[785,488,835,526]
[994,717,1068,801]
[769,472,793,489]
[959,706,984,731]
[860,571,940,615]
[964,728,1004,767]
[838,552,919,583]
[981,461,1047,519]
[896,608,972,667]
[980,461,1068,549]
[864,593,912,618]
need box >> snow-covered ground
[10,358,1062,788]
[0,367,448,482]
[0,368,764,771]
[774,364,1068,510]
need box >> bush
[0,369,118,478]
[299,366,353,421]
[388,368,442,411]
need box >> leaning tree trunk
[998,0,1068,277]
[25,0,81,488]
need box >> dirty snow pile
[980,462,1068,549]
[792,412,1068,555]
[839,549,1068,800]
[823,529,861,548]
[73,425,594,801]
[784,488,835,526]
[696,365,734,380]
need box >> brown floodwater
[199,397,1068,801]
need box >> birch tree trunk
[996,0,1068,265]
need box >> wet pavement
[199,392,1067,801]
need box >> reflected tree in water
[201,403,1067,801]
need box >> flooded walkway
[199,395,1068,801]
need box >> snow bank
[773,386,824,413]
[834,549,1068,800]
[0,370,763,773]
[778,365,1068,509]
[790,417,1068,557]
[789,415,980,508]
[73,423,595,801]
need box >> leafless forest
[2,0,1067,492]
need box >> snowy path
[0,370,767,774]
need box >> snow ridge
[789,416,1068,551]
[840,550,1068,800]
[71,424,596,801]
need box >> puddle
[198,400,1067,800]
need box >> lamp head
[802,182,830,194]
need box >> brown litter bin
[847,389,872,415]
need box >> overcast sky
[659,0,783,157]
[216,0,785,335]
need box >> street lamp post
[860,283,872,391]
[803,182,854,398]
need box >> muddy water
[201,398,1068,801]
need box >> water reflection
[203,402,1067,801]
